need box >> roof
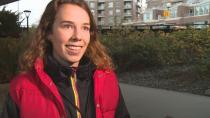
[0,0,18,6]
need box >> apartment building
[139,0,210,26]
[165,0,210,25]
[85,0,142,27]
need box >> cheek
[85,38,90,47]
[50,37,65,52]
[84,33,91,45]
[51,37,61,47]
[55,28,72,40]
[52,32,69,46]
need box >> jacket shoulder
[9,71,38,106]
[10,71,35,91]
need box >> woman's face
[49,4,90,67]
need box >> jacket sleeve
[0,94,19,118]
[115,88,130,118]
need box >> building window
[124,17,132,22]
[108,17,114,25]
[171,9,177,18]
[115,1,120,8]
[98,18,105,25]
[89,2,95,9]
[98,3,105,9]
[116,9,121,15]
[137,7,141,13]
[189,9,193,16]
[143,12,151,21]
[108,2,113,8]
[204,6,208,14]
[195,7,199,15]
[98,10,105,16]
[116,17,121,24]
[124,10,132,15]
[124,2,132,9]
[199,7,204,15]
[109,9,113,16]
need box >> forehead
[55,4,90,24]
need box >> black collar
[44,54,96,85]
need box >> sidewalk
[120,83,210,118]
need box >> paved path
[120,83,210,118]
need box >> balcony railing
[98,5,105,10]
[124,0,132,2]
[124,5,132,9]
[98,13,105,17]
[189,13,194,16]
[124,13,132,17]
[98,0,105,3]
[98,21,105,25]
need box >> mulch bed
[118,65,210,96]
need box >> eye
[83,26,90,31]
[62,24,74,29]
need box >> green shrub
[0,37,26,83]
[0,27,40,83]
[0,7,21,37]
[1,27,210,82]
[101,28,210,76]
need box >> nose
[71,26,82,41]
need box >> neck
[52,52,79,68]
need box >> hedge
[0,28,210,83]
[101,28,210,77]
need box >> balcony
[98,21,105,25]
[98,13,105,17]
[123,17,132,23]
[124,13,132,17]
[124,5,132,9]
[189,13,194,16]
[137,2,142,8]
[98,0,105,3]
[98,5,105,10]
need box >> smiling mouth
[65,45,82,54]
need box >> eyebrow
[60,21,90,26]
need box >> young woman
[1,0,130,118]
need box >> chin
[67,58,81,65]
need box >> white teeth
[66,45,81,54]
[70,46,81,50]
[66,45,82,50]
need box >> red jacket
[9,58,119,118]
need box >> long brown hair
[19,0,114,71]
